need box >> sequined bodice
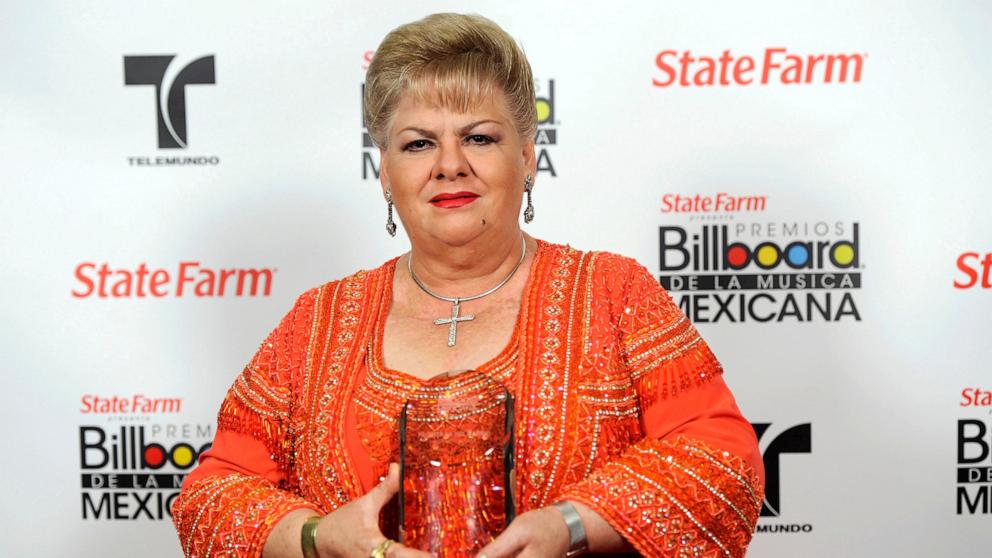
[353,243,537,469]
[357,341,520,463]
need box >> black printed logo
[753,422,812,517]
[124,55,216,149]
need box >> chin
[424,218,489,247]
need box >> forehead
[390,86,513,130]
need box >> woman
[173,13,764,558]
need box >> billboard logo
[658,220,863,323]
[534,78,558,177]
[78,422,213,520]
[958,388,992,514]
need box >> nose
[433,139,471,182]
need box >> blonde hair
[364,13,537,148]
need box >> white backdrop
[2,1,991,556]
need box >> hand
[316,463,433,558]
[475,506,571,558]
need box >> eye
[466,134,495,145]
[403,139,433,152]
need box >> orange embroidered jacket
[172,240,764,557]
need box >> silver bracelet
[552,501,589,557]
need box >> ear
[521,137,537,180]
[378,146,391,199]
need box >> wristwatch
[552,501,589,557]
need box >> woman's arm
[477,375,758,557]
[473,498,630,557]
[258,463,434,558]
[555,259,764,558]
[172,290,322,558]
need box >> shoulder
[282,257,399,329]
[588,250,645,281]
[538,240,650,289]
[585,251,662,318]
[536,241,664,319]
[537,239,635,269]
[300,257,398,301]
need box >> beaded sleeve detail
[214,289,316,473]
[172,474,312,558]
[172,289,323,558]
[618,260,722,407]
[560,435,762,558]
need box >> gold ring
[370,539,394,558]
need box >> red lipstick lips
[429,191,479,209]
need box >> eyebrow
[397,119,503,139]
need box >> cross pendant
[433,298,475,347]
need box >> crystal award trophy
[397,370,515,558]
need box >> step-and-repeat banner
[2,2,989,556]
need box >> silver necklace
[408,235,527,348]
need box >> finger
[386,541,435,558]
[475,528,524,558]
[508,467,517,508]
[367,462,400,509]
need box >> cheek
[471,153,521,191]
[387,157,431,195]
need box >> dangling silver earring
[385,190,397,237]
[523,175,535,224]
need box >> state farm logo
[662,193,767,221]
[653,48,865,87]
[962,388,992,410]
[957,388,992,515]
[72,262,275,298]
[82,394,182,416]
[123,54,219,166]
[954,252,991,289]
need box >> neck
[405,229,531,297]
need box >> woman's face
[379,89,536,248]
